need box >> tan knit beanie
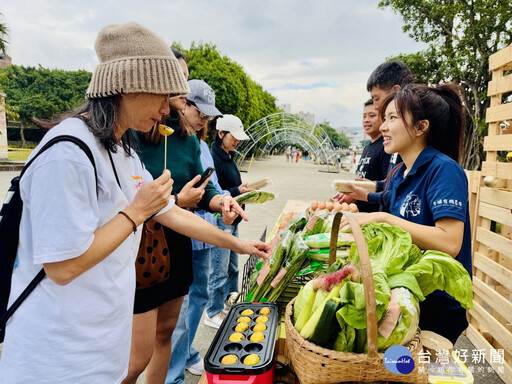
[86,21,190,98]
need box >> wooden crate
[468,43,512,384]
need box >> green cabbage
[337,264,390,329]
[376,287,420,351]
[333,308,356,352]
[405,250,473,309]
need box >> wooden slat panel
[474,252,512,292]
[473,277,512,325]
[479,187,512,210]
[478,202,512,227]
[488,74,512,97]
[481,162,512,179]
[465,170,481,194]
[486,103,512,124]
[466,324,512,384]
[489,44,512,71]
[484,134,512,151]
[476,227,512,259]
[469,302,512,353]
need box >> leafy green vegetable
[294,280,317,331]
[333,309,356,352]
[405,250,473,309]
[302,210,330,237]
[249,230,293,302]
[376,287,420,351]
[338,264,390,329]
[266,233,310,302]
[300,283,343,340]
[304,232,355,249]
[236,190,275,204]
[284,212,308,233]
[388,272,425,301]
[357,223,413,275]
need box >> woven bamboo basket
[284,211,428,384]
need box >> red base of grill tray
[205,361,275,384]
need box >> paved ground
[0,156,505,383]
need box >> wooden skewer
[164,136,167,171]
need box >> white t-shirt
[0,118,173,383]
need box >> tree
[0,65,90,146]
[378,0,512,169]
[0,13,8,54]
[316,122,351,148]
[175,42,280,140]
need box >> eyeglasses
[192,105,216,122]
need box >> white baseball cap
[216,114,249,140]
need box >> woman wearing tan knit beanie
[0,22,270,384]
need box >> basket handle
[330,211,379,361]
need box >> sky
[1,0,427,128]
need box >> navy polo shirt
[384,146,472,309]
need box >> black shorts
[419,294,468,344]
[133,227,193,314]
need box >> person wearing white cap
[205,115,253,329]
[0,22,271,384]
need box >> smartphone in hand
[193,167,215,188]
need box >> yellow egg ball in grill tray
[204,302,279,376]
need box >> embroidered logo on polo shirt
[400,191,421,218]
[432,198,463,209]
[132,175,144,191]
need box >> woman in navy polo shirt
[344,83,471,344]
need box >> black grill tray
[204,302,279,375]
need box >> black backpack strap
[0,269,46,331]
[21,135,98,195]
[0,135,98,334]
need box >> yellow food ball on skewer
[158,124,174,136]
[157,124,174,170]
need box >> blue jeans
[165,248,211,384]
[206,218,239,318]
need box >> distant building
[0,52,12,68]
[280,103,291,113]
[297,111,315,125]
[337,126,365,148]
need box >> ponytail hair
[379,83,465,163]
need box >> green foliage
[0,65,91,126]
[378,0,512,170]
[316,121,350,148]
[0,13,8,54]
[177,42,279,129]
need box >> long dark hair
[34,96,136,155]
[379,83,465,163]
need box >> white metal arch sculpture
[234,112,339,172]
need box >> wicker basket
[284,211,428,384]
